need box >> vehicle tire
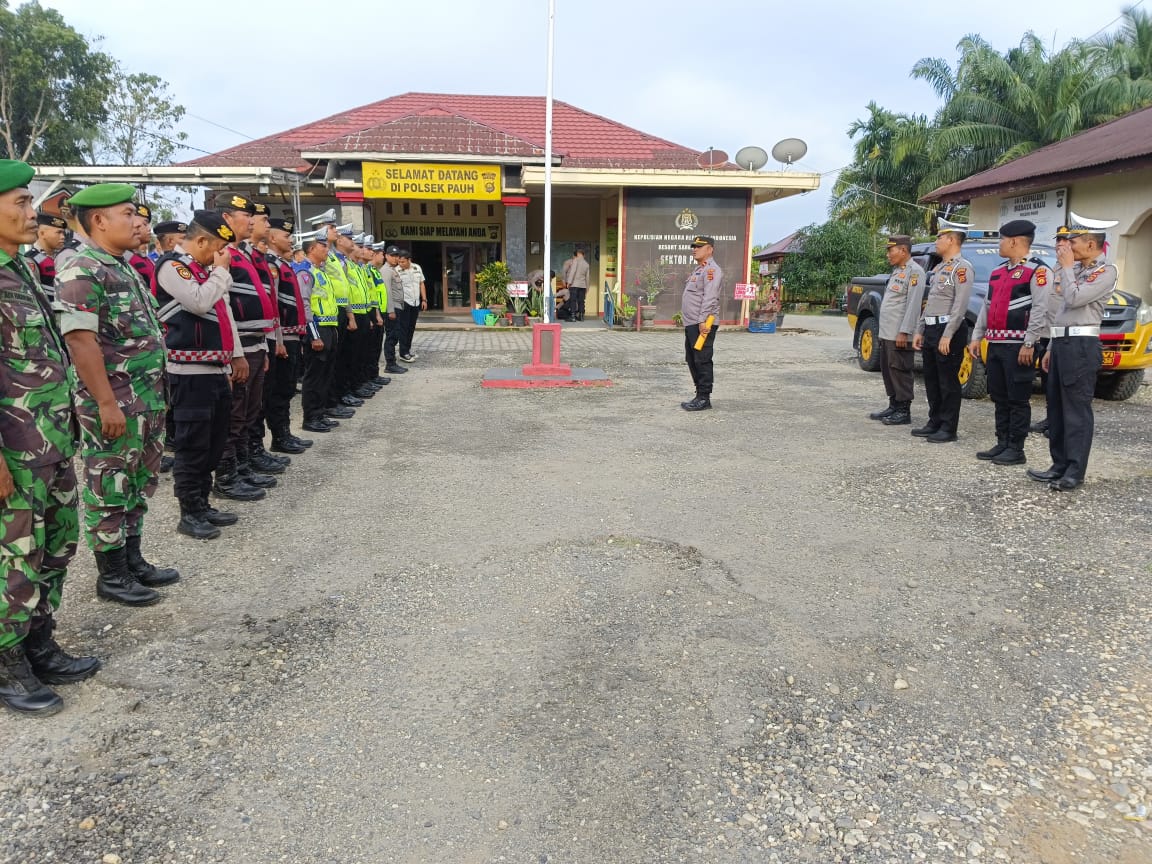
[1094,369,1145,401]
[856,317,881,372]
[959,351,988,399]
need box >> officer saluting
[912,218,974,443]
[1027,212,1119,491]
[968,219,1052,465]
[869,235,926,426]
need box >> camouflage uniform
[55,246,166,552]
[0,250,79,651]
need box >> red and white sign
[733,282,758,300]
[507,281,530,298]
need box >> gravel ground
[2,318,1149,864]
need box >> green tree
[0,0,115,162]
[912,33,1152,191]
[84,68,187,165]
[1094,5,1152,82]
[830,102,936,235]
[778,221,887,305]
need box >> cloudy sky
[43,0,1124,244]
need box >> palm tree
[911,33,1152,192]
[1094,5,1152,81]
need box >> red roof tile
[925,104,1152,202]
[181,92,713,170]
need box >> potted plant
[616,298,637,328]
[526,285,544,323]
[510,293,528,327]
[635,262,667,326]
[476,260,511,314]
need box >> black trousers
[367,312,384,379]
[301,328,338,421]
[332,311,361,401]
[399,303,420,355]
[224,346,266,463]
[684,323,717,397]
[264,339,301,436]
[170,373,232,502]
[571,286,587,318]
[384,312,402,363]
[1047,336,1102,481]
[985,342,1034,447]
[880,339,915,403]
[920,321,969,434]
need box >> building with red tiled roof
[40,92,818,322]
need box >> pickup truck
[845,239,1152,401]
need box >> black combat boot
[199,497,238,527]
[882,402,911,425]
[287,430,313,448]
[340,394,365,407]
[372,376,391,386]
[681,395,712,412]
[237,457,278,488]
[976,441,1007,460]
[177,498,221,540]
[95,547,160,606]
[24,619,101,684]
[126,534,180,586]
[911,424,941,438]
[0,644,62,715]
[384,363,407,375]
[325,405,355,419]
[992,444,1026,466]
[250,440,290,470]
[302,417,334,433]
[159,454,175,473]
[869,400,896,420]
[212,457,267,501]
[270,428,307,454]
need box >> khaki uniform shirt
[1052,258,1116,328]
[681,257,723,326]
[917,255,974,339]
[878,260,926,341]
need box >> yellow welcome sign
[363,162,501,201]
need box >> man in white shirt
[397,250,426,363]
[561,247,590,321]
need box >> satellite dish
[734,145,769,171]
[771,137,808,166]
[696,148,729,169]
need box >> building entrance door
[443,244,474,311]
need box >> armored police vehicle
[845,235,1152,401]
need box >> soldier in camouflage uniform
[55,183,178,607]
[0,160,100,717]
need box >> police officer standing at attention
[968,219,1052,466]
[0,160,99,716]
[294,231,341,433]
[680,235,723,412]
[1027,213,1119,491]
[56,184,177,607]
[869,235,925,426]
[381,244,408,376]
[24,212,67,296]
[153,211,245,539]
[126,203,156,288]
[912,219,974,443]
[264,217,313,455]
[1030,227,1073,438]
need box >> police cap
[268,217,295,233]
[154,220,187,236]
[252,202,270,217]
[385,245,402,255]
[37,213,67,230]
[68,183,137,209]
[689,235,715,248]
[999,219,1036,238]
[136,203,153,222]
[190,210,235,243]
[885,235,912,249]
[0,159,34,195]
[216,192,256,214]
[398,249,411,259]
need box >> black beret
[37,213,67,230]
[190,209,235,243]
[999,219,1036,238]
[268,217,295,233]
[252,202,270,216]
[136,203,153,222]
[153,220,187,236]
[216,192,256,214]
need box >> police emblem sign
[363,162,502,201]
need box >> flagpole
[542,0,555,324]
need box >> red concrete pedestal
[522,323,571,376]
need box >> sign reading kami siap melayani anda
[363,162,501,201]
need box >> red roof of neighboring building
[924,104,1152,203]
[181,92,715,171]
[752,231,803,259]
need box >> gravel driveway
[3,318,1149,864]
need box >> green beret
[68,183,137,209]
[0,160,35,195]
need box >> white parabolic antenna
[734,145,769,171]
[771,137,808,166]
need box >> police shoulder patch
[706,268,716,280]
[172,263,193,280]
[1035,270,1047,287]
[956,268,968,281]
[911,275,919,286]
